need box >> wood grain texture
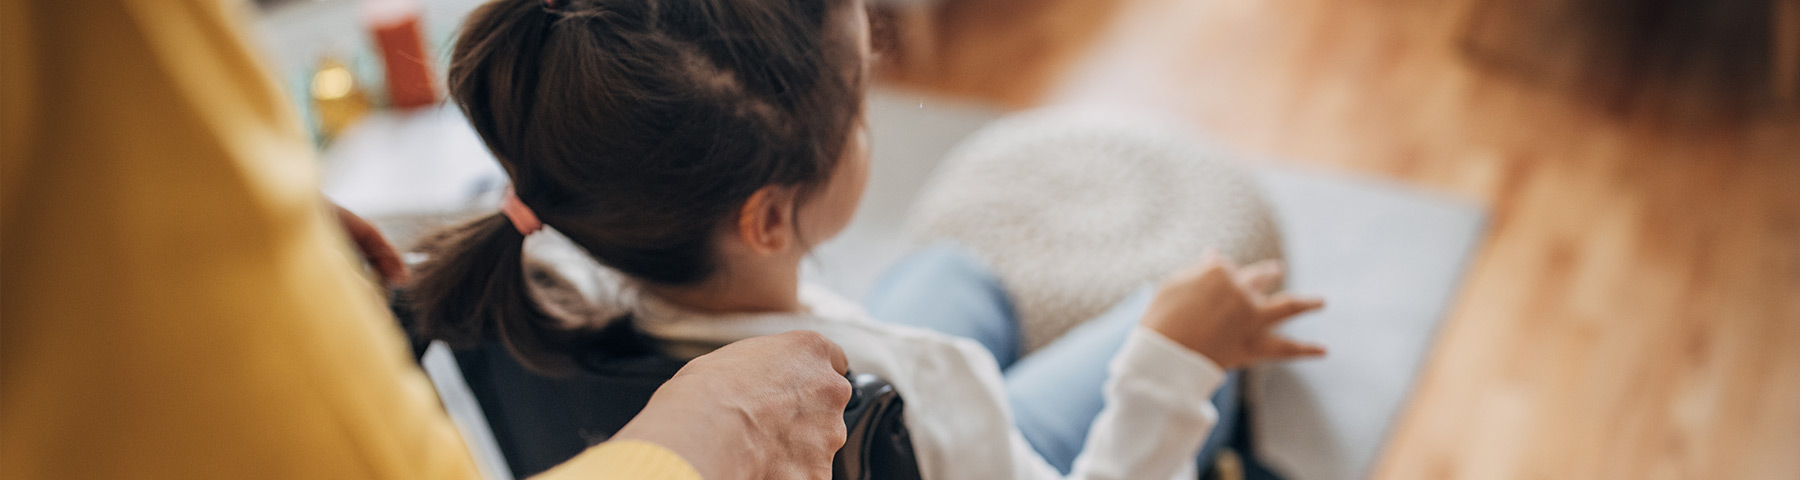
[880,0,1800,478]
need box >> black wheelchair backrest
[420,316,922,480]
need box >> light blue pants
[865,244,1240,475]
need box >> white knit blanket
[905,108,1284,352]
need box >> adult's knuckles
[807,433,843,477]
[826,411,848,444]
[773,330,838,363]
[783,329,833,350]
[812,374,853,405]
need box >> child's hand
[1141,250,1326,369]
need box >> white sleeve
[903,326,1224,480]
[1058,326,1226,480]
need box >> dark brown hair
[408,0,865,373]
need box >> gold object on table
[310,58,370,141]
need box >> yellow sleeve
[0,1,696,479]
[539,441,703,480]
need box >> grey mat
[815,89,1487,480]
[1248,167,1485,480]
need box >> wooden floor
[881,0,1800,478]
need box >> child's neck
[639,252,804,315]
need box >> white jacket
[629,284,1225,480]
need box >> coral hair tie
[501,187,544,235]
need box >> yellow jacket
[0,1,695,478]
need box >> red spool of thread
[366,0,438,109]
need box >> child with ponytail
[411,1,1327,478]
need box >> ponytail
[407,213,583,374]
[417,0,865,373]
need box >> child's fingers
[1261,336,1327,360]
[1170,248,1225,281]
[1260,294,1325,326]
[1214,249,1240,269]
[1237,259,1284,294]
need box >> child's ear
[735,186,798,255]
